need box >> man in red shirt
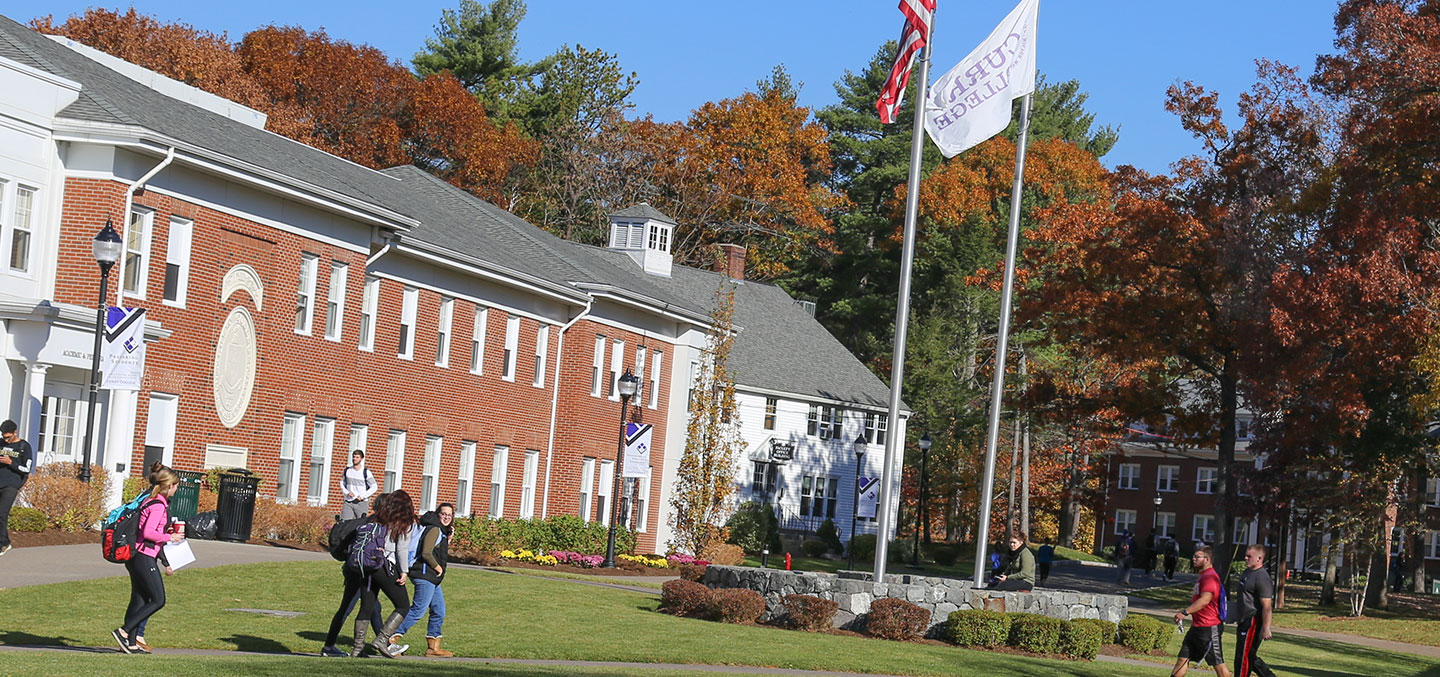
[1171,546,1232,677]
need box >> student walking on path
[113,463,185,654]
[1233,544,1277,677]
[338,450,377,520]
[348,489,417,659]
[1171,546,1232,677]
[0,419,33,557]
[321,493,391,658]
[391,503,455,657]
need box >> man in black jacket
[391,503,454,657]
[0,419,34,556]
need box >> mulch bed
[9,529,100,547]
[453,551,673,577]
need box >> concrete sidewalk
[0,540,332,589]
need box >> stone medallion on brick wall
[214,264,262,428]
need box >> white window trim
[1193,515,1216,544]
[597,459,614,526]
[636,470,651,532]
[1118,463,1140,490]
[295,253,318,335]
[457,441,476,517]
[385,430,406,493]
[490,446,509,518]
[471,306,488,375]
[324,261,347,341]
[521,449,539,518]
[308,417,335,506]
[502,315,520,381]
[161,215,192,308]
[609,339,625,400]
[422,436,442,512]
[436,296,454,367]
[398,286,418,360]
[278,412,306,503]
[533,325,549,388]
[1427,531,1440,560]
[579,457,596,522]
[143,393,179,467]
[1196,467,1217,495]
[591,335,606,396]
[1114,509,1136,536]
[648,350,662,409]
[348,424,368,458]
[4,181,39,276]
[1157,465,1179,493]
[359,276,379,352]
[122,206,154,299]
[1154,511,1176,537]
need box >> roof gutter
[572,283,712,326]
[395,239,587,304]
[114,146,174,306]
[540,297,594,518]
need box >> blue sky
[23,1,1340,174]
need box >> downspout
[540,298,593,517]
[116,147,175,306]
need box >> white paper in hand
[162,540,196,570]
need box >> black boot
[371,612,405,658]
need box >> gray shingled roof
[609,203,676,225]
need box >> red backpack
[102,496,162,564]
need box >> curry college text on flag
[923,0,1039,157]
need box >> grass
[1111,625,1440,677]
[1053,545,1108,563]
[1129,580,1440,647]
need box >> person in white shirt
[339,450,377,520]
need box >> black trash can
[216,469,260,542]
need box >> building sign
[769,440,795,462]
[101,307,146,390]
[622,422,652,478]
[857,476,880,519]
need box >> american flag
[876,0,936,124]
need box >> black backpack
[326,516,368,562]
[101,496,162,564]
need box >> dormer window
[648,223,670,253]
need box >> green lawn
[1130,580,1440,648]
[1114,626,1440,677]
[1,562,1435,676]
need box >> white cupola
[607,203,675,277]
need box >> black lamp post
[848,434,866,571]
[80,220,124,483]
[912,432,932,566]
[601,369,640,568]
[1152,492,1163,535]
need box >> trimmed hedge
[710,588,765,624]
[801,539,829,558]
[849,533,876,560]
[945,609,1012,647]
[783,594,838,632]
[1070,618,1118,645]
[660,580,714,618]
[1117,615,1171,653]
[450,514,636,558]
[1058,620,1103,660]
[677,563,708,582]
[9,506,47,532]
[1007,613,1063,654]
[866,598,931,641]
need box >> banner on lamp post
[857,476,881,519]
[101,307,146,390]
[622,422,652,478]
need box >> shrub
[678,563,708,582]
[121,476,148,502]
[923,541,964,566]
[449,515,636,557]
[250,499,333,544]
[710,588,765,624]
[660,580,714,618]
[1058,620,1103,660]
[801,539,829,558]
[782,594,838,632]
[816,519,843,554]
[699,541,745,566]
[725,501,781,554]
[945,609,1012,647]
[1117,615,1170,653]
[9,506,47,532]
[1007,613,1062,654]
[888,538,917,563]
[1070,618,1117,644]
[849,533,876,560]
[19,463,110,532]
[865,598,931,641]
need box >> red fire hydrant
[785,553,792,570]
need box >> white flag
[923,0,1039,158]
[101,307,146,390]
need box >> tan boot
[425,636,453,657]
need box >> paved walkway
[0,540,332,589]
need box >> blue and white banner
[622,422,653,478]
[101,307,146,391]
[857,476,881,519]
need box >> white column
[20,362,49,446]
[102,388,138,510]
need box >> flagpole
[872,36,934,584]
[973,91,1033,586]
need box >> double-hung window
[123,207,153,297]
[1155,512,1176,538]
[324,261,346,340]
[295,253,318,334]
[521,450,539,518]
[470,307,488,374]
[817,407,842,440]
[579,458,596,522]
[5,183,36,273]
[1118,463,1140,490]
[308,418,335,505]
[502,314,519,381]
[801,475,833,517]
[384,430,406,492]
[1428,531,1440,560]
[422,436,442,511]
[435,296,454,367]
[648,351,662,408]
[278,413,305,502]
[1196,468,1217,494]
[457,442,476,516]
[489,446,508,518]
[534,326,549,387]
[864,412,888,445]
[348,424,368,458]
[764,398,777,430]
[162,216,192,306]
[1115,509,1136,535]
[636,470,651,532]
[1426,478,1439,507]
[609,339,625,399]
[398,287,418,359]
[1233,519,1251,544]
[591,335,606,396]
[596,460,614,526]
[358,276,379,351]
[633,347,646,396]
[1157,465,1179,492]
[1192,515,1216,544]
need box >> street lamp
[601,369,640,568]
[80,221,123,483]
[1152,492,1163,535]
[849,434,866,571]
[912,432,932,566]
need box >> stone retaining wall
[699,565,1127,635]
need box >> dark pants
[121,553,165,636]
[0,484,18,548]
[359,567,410,622]
[1164,555,1178,580]
[1037,561,1051,584]
[324,567,385,646]
[990,578,1033,591]
[1234,617,1276,677]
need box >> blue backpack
[347,522,388,572]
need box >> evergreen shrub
[1007,613,1063,654]
[945,609,1012,647]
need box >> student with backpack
[347,489,417,659]
[1171,545,1232,677]
[321,493,393,657]
[338,450,377,520]
[112,463,184,654]
[389,503,455,657]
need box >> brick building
[0,16,900,554]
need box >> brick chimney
[713,244,747,280]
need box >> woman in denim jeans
[391,503,454,657]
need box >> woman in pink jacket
[113,463,184,654]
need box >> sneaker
[112,629,133,654]
[0,544,11,556]
[386,643,410,656]
[320,645,348,657]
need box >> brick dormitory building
[0,15,905,553]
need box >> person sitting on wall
[988,531,1036,591]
